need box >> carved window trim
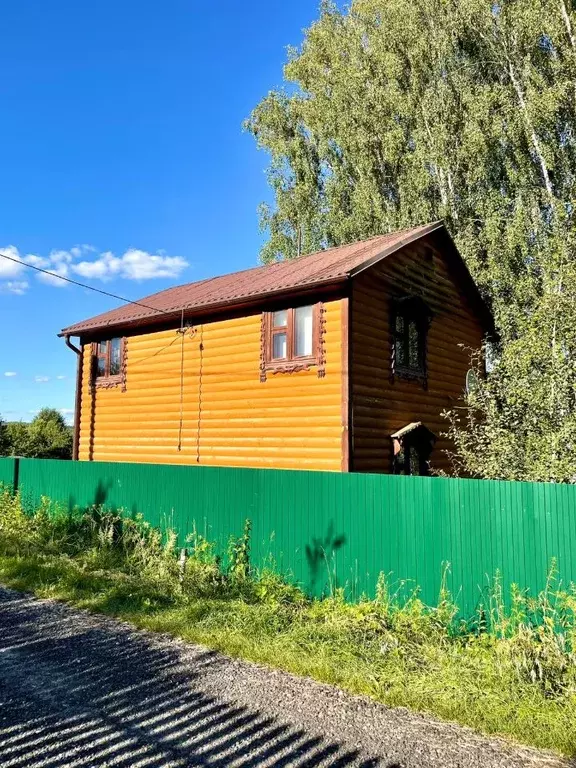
[260,302,325,381]
[390,296,431,387]
[91,337,127,391]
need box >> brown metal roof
[61,221,444,337]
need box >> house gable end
[348,232,489,474]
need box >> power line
[0,251,175,317]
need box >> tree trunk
[508,62,554,199]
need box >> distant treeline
[0,408,72,460]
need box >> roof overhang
[391,422,437,457]
[348,221,444,278]
[58,277,347,339]
[59,220,496,341]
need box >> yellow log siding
[79,300,344,470]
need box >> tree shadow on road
[0,589,389,768]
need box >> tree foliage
[5,422,28,457]
[247,0,576,481]
[0,416,8,457]
[0,409,72,460]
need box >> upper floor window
[261,303,324,380]
[93,337,125,386]
[270,306,314,360]
[392,297,431,381]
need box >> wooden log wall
[350,235,486,474]
[78,300,344,471]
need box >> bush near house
[0,488,575,757]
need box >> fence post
[12,457,20,494]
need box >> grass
[1,488,576,757]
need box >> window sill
[265,357,317,375]
[393,366,427,384]
[93,375,124,390]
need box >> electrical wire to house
[0,251,177,317]
[1,248,206,456]
[1,246,263,377]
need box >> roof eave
[58,276,348,338]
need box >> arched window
[391,297,431,381]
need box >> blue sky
[0,0,321,423]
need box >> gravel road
[0,586,572,768]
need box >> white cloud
[73,248,188,281]
[0,246,24,278]
[72,254,111,280]
[37,265,70,287]
[0,280,29,295]
[119,249,188,280]
[26,254,50,269]
[34,375,50,383]
[50,249,75,264]
[70,244,96,258]
[0,246,51,292]
[4,372,17,377]
[57,375,67,380]
[1,242,188,292]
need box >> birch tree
[247,0,576,481]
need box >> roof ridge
[169,230,407,294]
[141,226,430,305]
[61,222,444,336]
[299,224,438,278]
[316,236,394,276]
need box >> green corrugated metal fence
[0,458,16,490]
[1,456,575,614]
